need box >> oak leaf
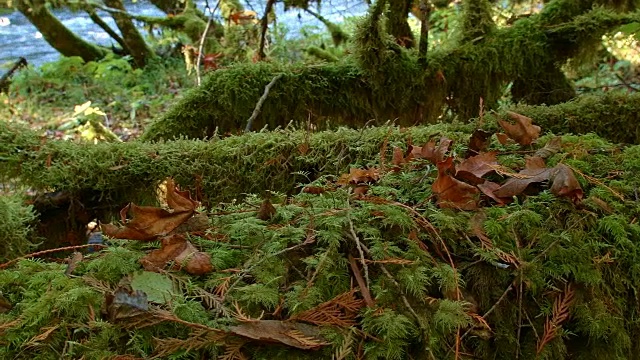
[498,112,541,146]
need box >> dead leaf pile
[327,113,583,208]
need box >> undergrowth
[1,127,640,359]
[1,55,194,134]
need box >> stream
[0,0,367,68]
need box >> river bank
[0,0,366,68]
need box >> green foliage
[0,194,37,261]
[361,308,417,359]
[3,55,194,129]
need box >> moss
[1,125,640,358]
[142,1,637,139]
[0,194,38,262]
[505,91,640,144]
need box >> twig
[86,10,127,51]
[348,255,375,307]
[0,57,27,88]
[245,74,283,132]
[257,0,276,60]
[195,0,221,86]
[566,163,624,201]
[196,18,212,86]
[346,212,370,290]
[615,73,639,92]
[516,275,523,359]
[0,244,107,269]
[457,282,514,344]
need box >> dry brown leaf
[0,294,12,314]
[229,320,327,350]
[140,234,213,275]
[467,129,493,157]
[391,146,407,170]
[256,198,276,221]
[496,133,510,145]
[302,186,327,195]
[353,185,369,196]
[477,181,512,205]
[64,251,84,276]
[432,157,479,210]
[337,168,380,186]
[534,136,563,159]
[498,112,541,146]
[420,136,452,164]
[550,164,584,203]
[102,178,198,241]
[455,152,498,184]
[493,157,552,198]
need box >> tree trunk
[104,0,156,67]
[386,0,415,48]
[15,0,108,62]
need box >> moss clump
[0,194,37,262]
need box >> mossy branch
[143,3,638,140]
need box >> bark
[15,0,108,62]
[104,0,156,67]
[149,0,186,14]
[386,0,415,48]
[86,9,127,52]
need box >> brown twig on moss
[346,210,370,291]
[290,289,365,327]
[536,284,575,355]
[0,244,108,270]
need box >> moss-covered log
[0,121,476,208]
[1,90,638,210]
[1,123,640,359]
[142,0,640,140]
[0,194,37,262]
[505,91,640,144]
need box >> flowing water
[0,0,367,68]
